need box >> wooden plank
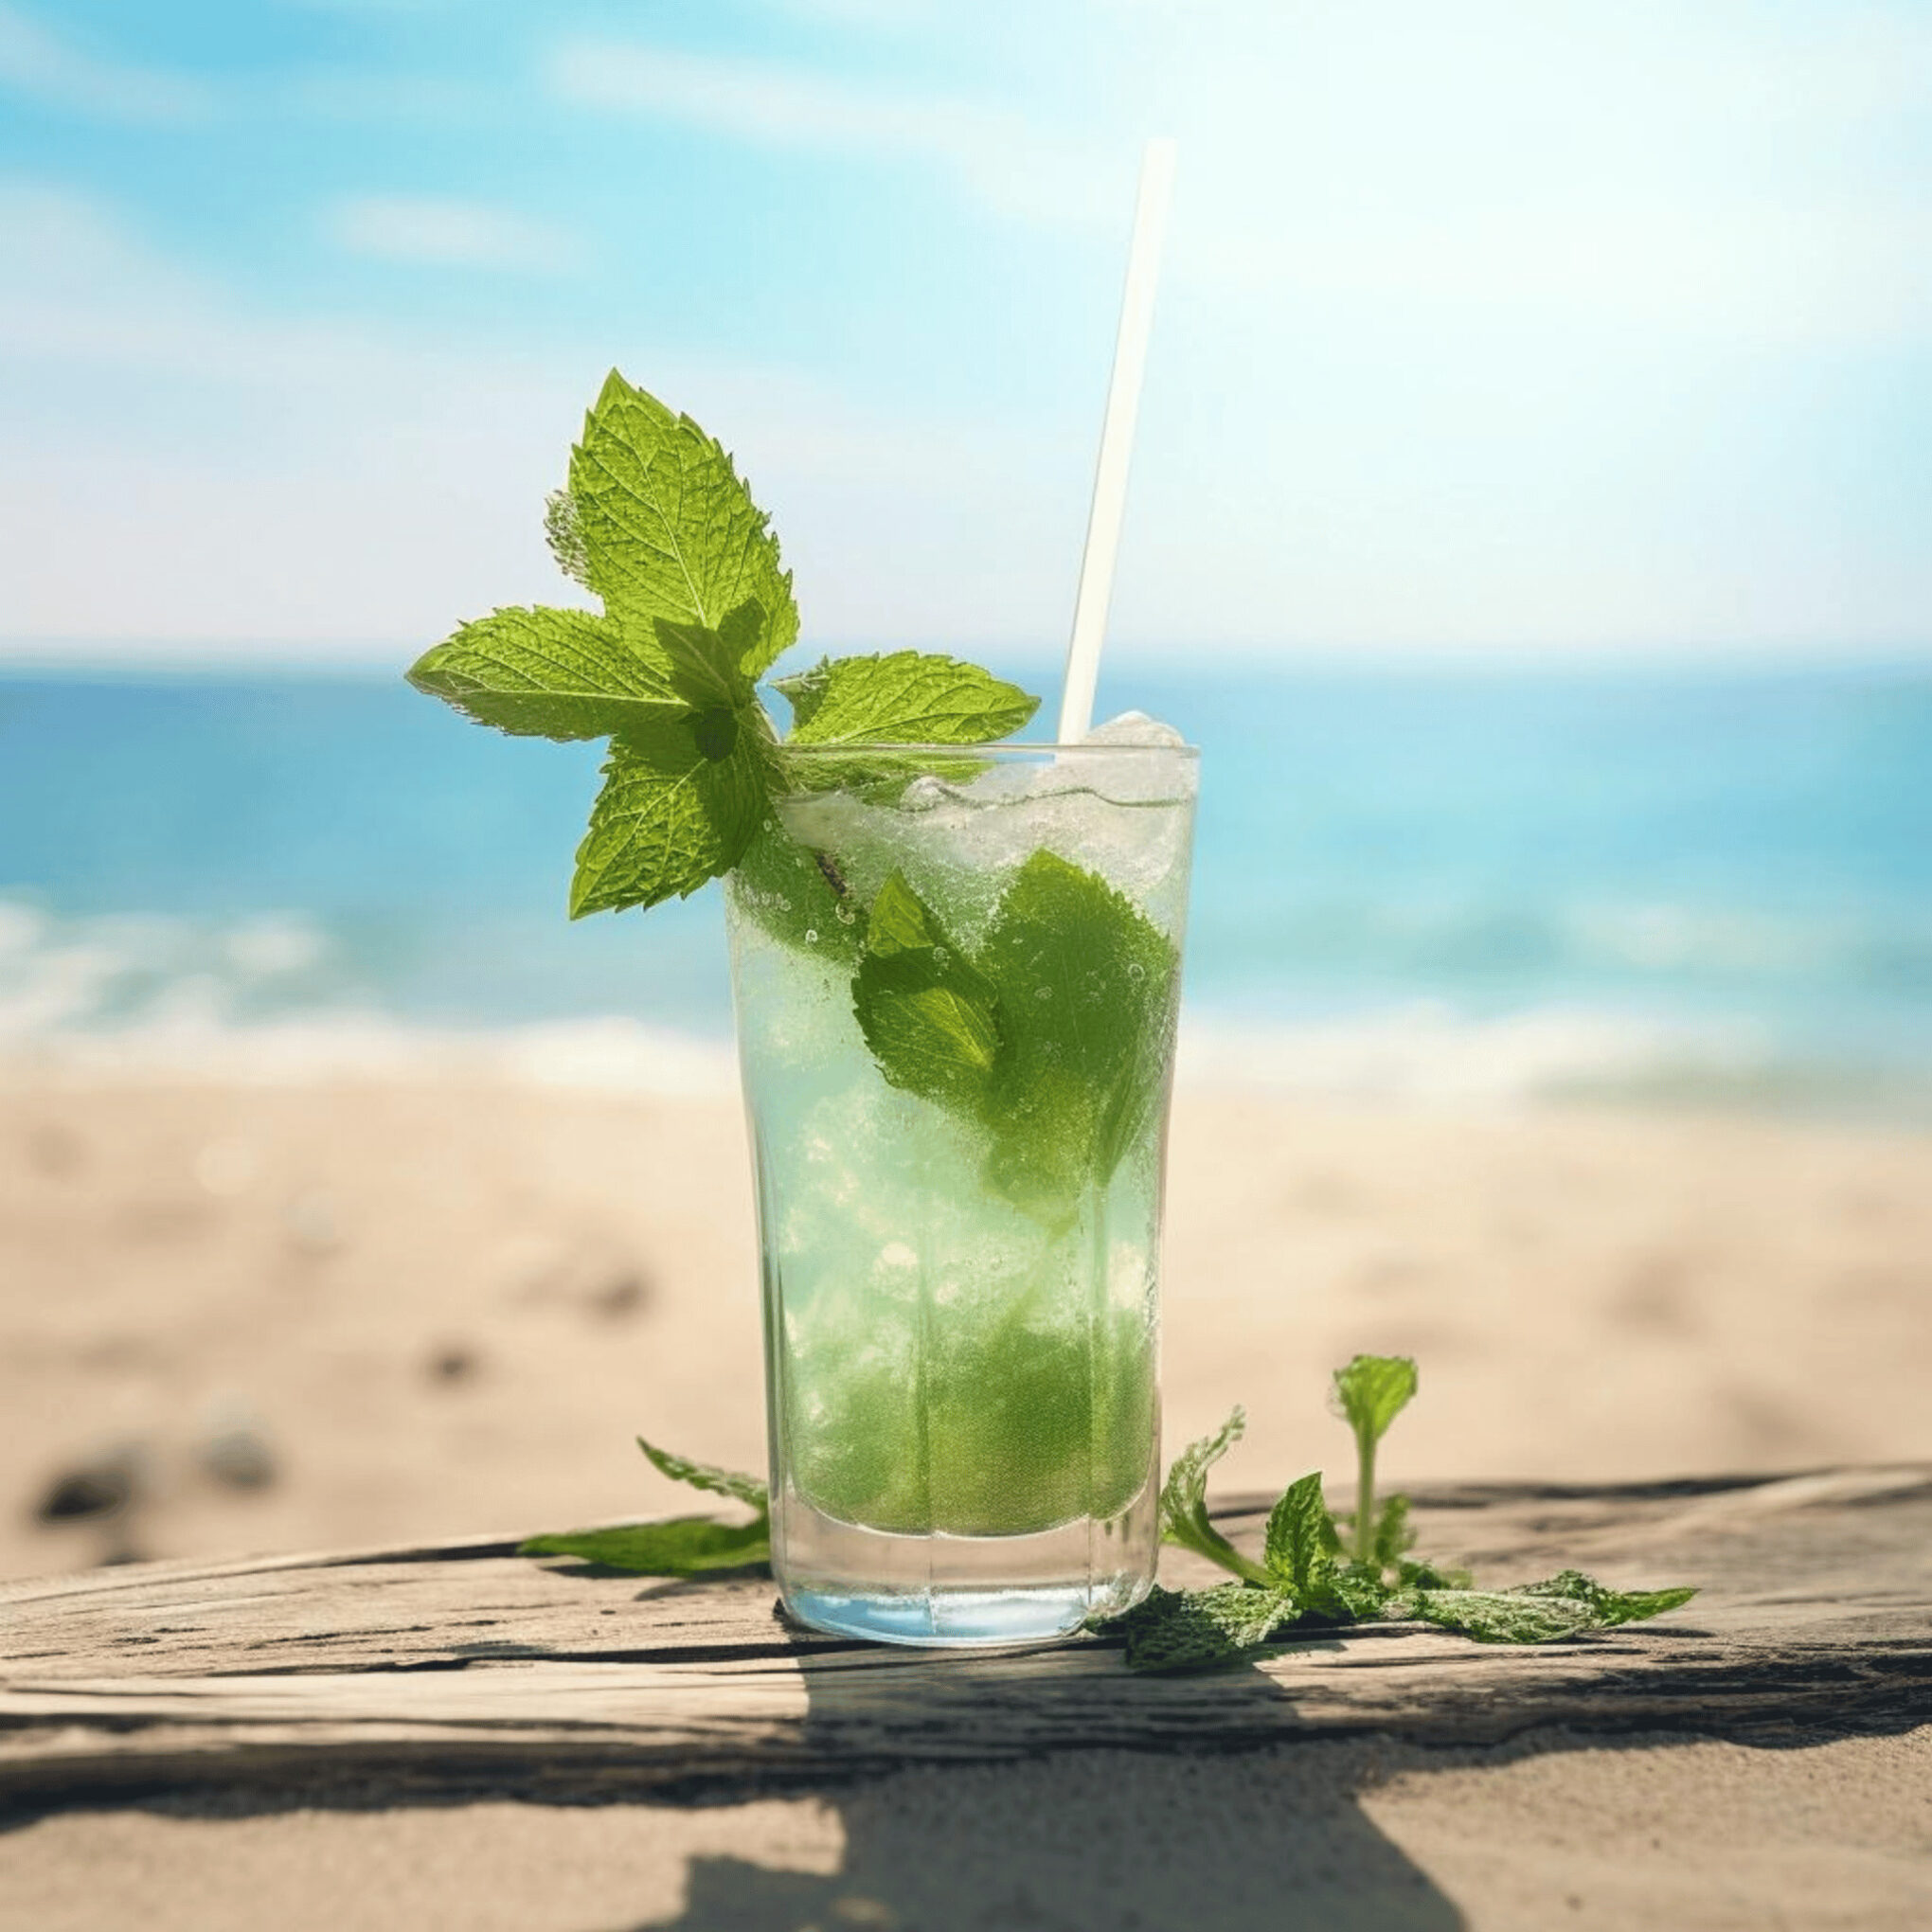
[2,1467,1927,1810]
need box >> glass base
[774,1484,1156,1648]
[784,1582,1121,1647]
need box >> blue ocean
[3,662,1928,1118]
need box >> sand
[5,1077,1928,1578]
[5,1728,1929,1929]
[4,1073,1929,1927]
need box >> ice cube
[1081,710,1188,749]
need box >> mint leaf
[1099,1583,1300,1673]
[570,710,767,917]
[521,1435,768,1576]
[852,873,1001,1111]
[1157,1408,1275,1587]
[978,850,1178,1204]
[1263,1470,1342,1595]
[406,606,684,742]
[1512,1570,1699,1626]
[1324,1561,1397,1619]
[568,370,797,677]
[519,1515,768,1576]
[777,652,1039,747]
[1392,1570,1696,1644]
[1331,1354,1419,1446]
[636,1435,767,1511]
[1398,1588,1599,1644]
[731,820,867,964]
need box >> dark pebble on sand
[202,1426,277,1491]
[35,1453,137,1524]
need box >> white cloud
[546,40,1115,225]
[327,195,577,272]
[0,3,211,123]
[0,183,1083,658]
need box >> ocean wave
[3,897,1923,1117]
[1179,1004,1770,1107]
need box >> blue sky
[1,0,1927,664]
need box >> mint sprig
[520,1434,770,1577]
[1097,1356,1696,1673]
[518,1358,1696,1661]
[407,368,1040,920]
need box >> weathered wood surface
[3,1466,1928,1810]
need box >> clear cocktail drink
[726,731,1197,1644]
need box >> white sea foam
[1177,1002,1777,1110]
[0,895,1905,1115]
[0,897,738,1095]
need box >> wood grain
[3,1467,1927,1811]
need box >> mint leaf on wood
[778,652,1040,747]
[1397,1587,1601,1645]
[1392,1570,1697,1644]
[1100,1583,1301,1674]
[570,711,767,917]
[852,873,1001,1112]
[568,369,797,677]
[519,1515,769,1576]
[1263,1470,1342,1596]
[406,606,685,742]
[1157,1407,1275,1587]
[1512,1570,1699,1626]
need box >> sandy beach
[5,1074,1928,1580]
[4,1071,1928,1928]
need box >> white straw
[1056,135,1178,744]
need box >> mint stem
[1353,1426,1376,1565]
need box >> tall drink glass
[725,737,1197,1645]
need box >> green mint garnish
[519,1434,769,1577]
[1098,1359,1695,1674]
[407,368,1040,920]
